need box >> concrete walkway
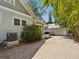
[32,36,79,59]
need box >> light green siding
[0,8,33,41]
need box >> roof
[48,24,60,29]
[19,0,35,16]
[19,0,44,25]
[46,24,66,29]
[44,24,62,29]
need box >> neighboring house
[44,24,67,36]
[0,0,37,45]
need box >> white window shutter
[0,11,2,24]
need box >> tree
[53,0,79,38]
[42,0,52,7]
[28,0,42,19]
[41,0,79,39]
[47,11,52,24]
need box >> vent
[7,33,17,42]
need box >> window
[14,18,20,25]
[22,20,26,26]
[0,12,2,24]
[5,0,15,5]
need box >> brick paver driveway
[32,36,79,59]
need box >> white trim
[0,5,32,18]
[20,18,27,26]
[19,0,43,24]
[19,0,35,17]
[12,16,21,26]
[12,16,28,27]
[20,18,28,26]
[22,20,27,26]
[5,0,15,6]
[13,0,16,6]
[0,11,2,24]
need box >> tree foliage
[21,25,42,43]
[42,0,52,7]
[53,0,79,38]
[28,0,42,19]
[42,0,79,38]
[47,11,53,24]
[28,0,37,14]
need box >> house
[44,24,67,36]
[0,0,42,46]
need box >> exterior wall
[44,28,67,36]
[0,7,33,41]
[0,0,30,15]
[51,28,67,35]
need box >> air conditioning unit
[7,33,17,42]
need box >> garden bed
[0,39,45,59]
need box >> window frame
[14,18,20,26]
[22,20,26,26]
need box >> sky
[26,0,55,22]
[41,5,55,22]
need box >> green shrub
[21,24,42,43]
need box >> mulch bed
[0,40,45,59]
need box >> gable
[0,0,30,15]
[15,0,30,15]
